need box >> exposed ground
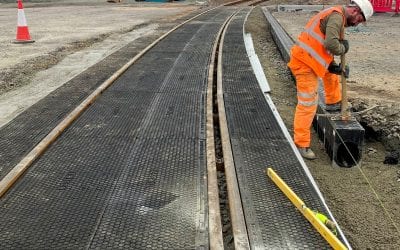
[246,4,400,249]
[0,0,399,249]
[272,6,400,155]
[0,0,198,126]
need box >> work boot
[298,147,317,160]
[325,102,341,112]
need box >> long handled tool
[316,54,378,119]
[340,54,350,120]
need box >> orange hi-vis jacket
[292,6,345,77]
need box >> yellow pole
[266,168,347,250]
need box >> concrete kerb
[262,6,365,169]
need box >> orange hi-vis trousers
[288,56,341,148]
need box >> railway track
[0,3,349,249]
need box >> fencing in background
[370,0,399,14]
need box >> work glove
[328,62,350,78]
[340,39,349,54]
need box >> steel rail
[249,0,266,6]
[206,10,238,250]
[225,0,265,6]
[0,0,271,200]
[217,8,251,250]
[0,6,223,198]
[259,6,352,248]
[225,0,250,6]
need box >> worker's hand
[341,39,349,54]
[328,62,350,78]
[328,62,341,74]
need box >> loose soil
[0,1,198,126]
[272,7,400,154]
[246,5,400,249]
[1,0,399,248]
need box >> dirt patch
[0,2,198,127]
[1,1,399,248]
[246,6,400,249]
[272,8,400,155]
[0,3,196,93]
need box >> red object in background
[14,0,34,43]
[369,0,399,13]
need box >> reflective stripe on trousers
[288,56,341,148]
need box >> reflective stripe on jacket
[293,6,345,77]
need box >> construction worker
[288,0,373,160]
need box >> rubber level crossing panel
[0,8,235,249]
[221,8,347,249]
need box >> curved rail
[217,8,251,250]
[260,7,351,248]
[0,7,223,198]
[206,10,238,250]
[0,0,266,201]
[1,3,288,249]
[1,5,264,249]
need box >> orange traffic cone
[14,0,34,43]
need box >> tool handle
[340,54,350,119]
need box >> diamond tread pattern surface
[222,9,331,249]
[0,34,165,181]
[0,7,207,187]
[0,9,234,249]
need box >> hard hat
[351,0,374,21]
